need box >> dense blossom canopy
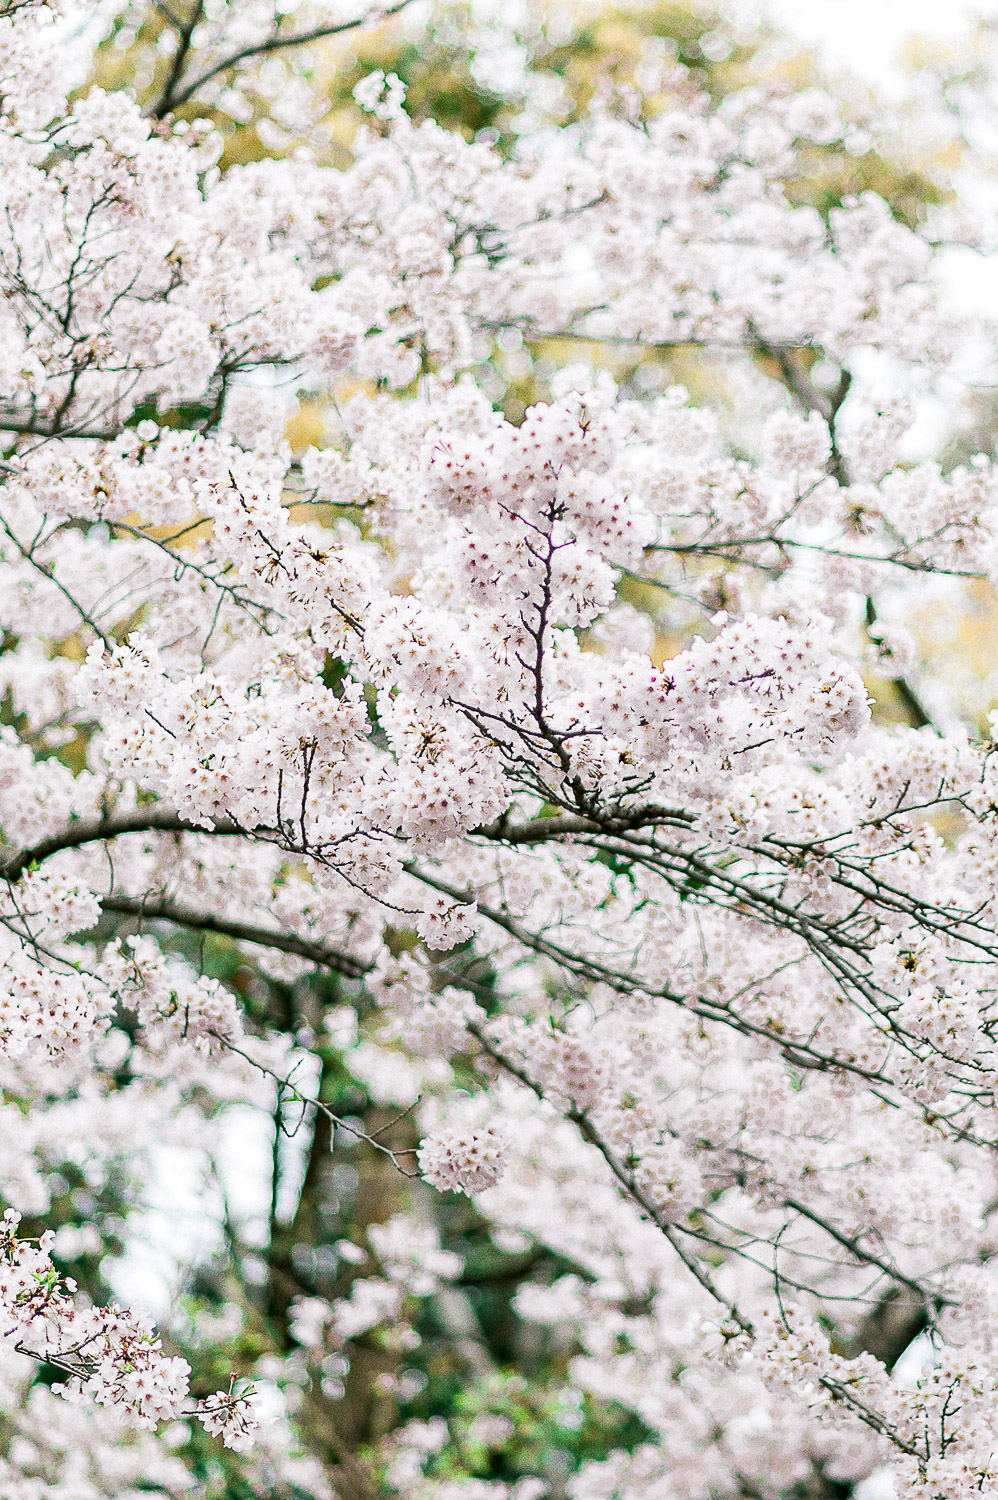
[5,0,998,1496]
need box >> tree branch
[153,0,417,117]
[0,414,124,440]
[153,0,206,118]
[468,1019,754,1335]
[0,808,248,883]
[784,1198,934,1306]
[100,894,370,978]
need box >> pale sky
[770,0,996,78]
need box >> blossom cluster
[2,0,998,1496]
[0,1210,258,1449]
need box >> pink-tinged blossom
[4,0,998,1493]
[0,1211,258,1449]
[418,1127,509,1194]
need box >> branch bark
[100,893,370,978]
[0,807,248,883]
[151,0,417,117]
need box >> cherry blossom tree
[4,0,998,1496]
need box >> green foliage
[421,1372,650,1488]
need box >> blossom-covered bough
[6,0,998,1495]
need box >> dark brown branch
[411,864,894,1086]
[153,0,206,117]
[0,414,124,440]
[100,894,370,979]
[0,808,247,883]
[472,806,692,845]
[865,596,934,731]
[468,1020,754,1335]
[154,0,417,116]
[818,1375,924,1460]
[216,1034,419,1174]
[785,1198,934,1306]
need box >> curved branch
[100,893,370,979]
[467,1019,754,1334]
[214,1032,419,1175]
[472,805,692,845]
[409,863,894,1086]
[0,412,126,441]
[153,0,205,118]
[785,1198,934,1306]
[154,0,417,117]
[0,808,248,883]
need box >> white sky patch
[766,0,994,80]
